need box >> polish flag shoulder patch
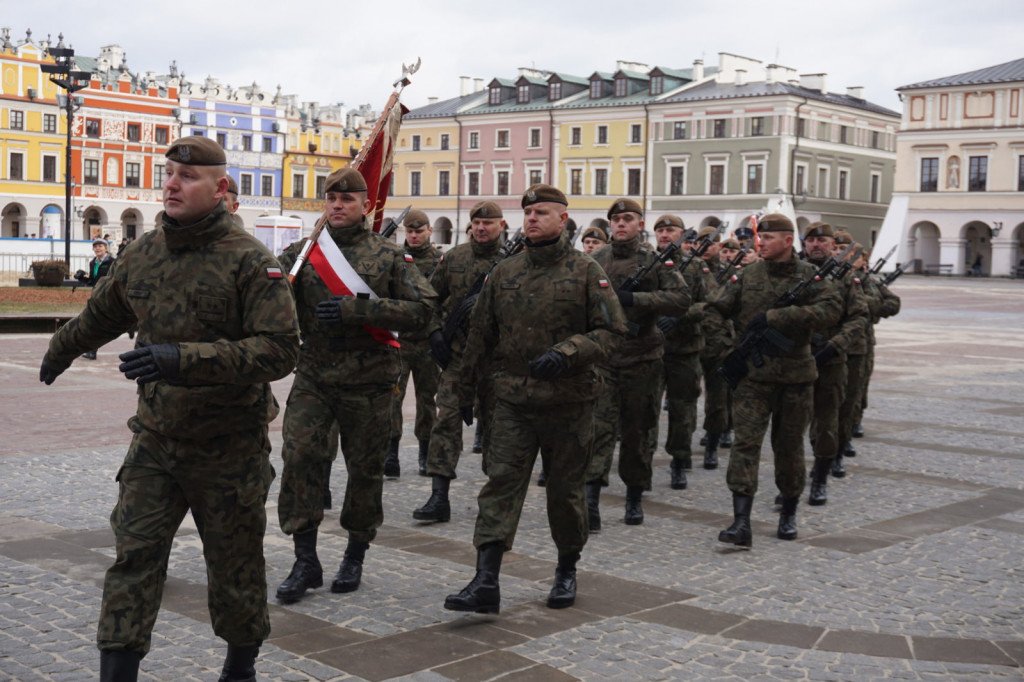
[598,278,610,288]
[663,260,675,267]
[266,266,284,279]
[854,277,863,285]
[730,274,739,282]
[404,253,415,263]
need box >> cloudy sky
[5,0,1021,114]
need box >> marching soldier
[579,225,609,254]
[413,201,506,522]
[802,223,869,504]
[444,184,626,614]
[386,209,441,477]
[275,167,437,603]
[40,136,301,681]
[705,213,842,547]
[587,199,690,526]
[697,226,734,465]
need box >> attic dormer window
[651,75,663,95]
[549,82,562,100]
[614,78,627,98]
[517,84,530,104]
[590,80,602,99]
[489,87,502,105]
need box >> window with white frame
[528,127,541,148]
[745,163,764,194]
[570,127,581,146]
[838,169,850,200]
[410,170,421,196]
[468,131,479,150]
[596,125,608,145]
[669,166,685,195]
[870,172,881,203]
[467,171,480,195]
[794,163,808,195]
[570,168,583,194]
[594,168,608,195]
[630,124,642,143]
[528,168,543,186]
[627,168,642,196]
[438,170,450,196]
[495,130,510,149]
[817,167,829,198]
[673,121,687,140]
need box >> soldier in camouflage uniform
[443,184,627,615]
[705,214,842,547]
[803,223,869,504]
[649,218,706,491]
[275,167,437,604]
[386,209,441,478]
[697,225,735,467]
[412,201,506,523]
[39,136,300,682]
[587,199,690,527]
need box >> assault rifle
[716,242,750,285]
[379,205,412,240]
[869,244,898,276]
[717,243,852,390]
[879,262,906,287]
[439,230,526,348]
[829,246,863,281]
[673,222,728,276]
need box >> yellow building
[1,31,69,239]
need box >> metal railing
[0,253,92,285]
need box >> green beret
[834,230,853,245]
[757,213,794,233]
[522,184,568,208]
[165,136,226,166]
[697,226,722,242]
[226,175,238,195]
[607,198,643,220]
[470,201,503,220]
[403,209,430,229]
[325,167,367,194]
[721,238,741,250]
[803,222,834,239]
[580,226,608,243]
[653,214,684,230]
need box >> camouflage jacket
[662,260,707,355]
[590,236,690,367]
[430,237,502,353]
[458,232,627,406]
[46,204,300,438]
[400,240,441,343]
[806,258,870,361]
[705,251,843,384]
[279,222,437,388]
[862,274,902,345]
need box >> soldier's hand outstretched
[119,344,181,384]
[529,349,567,381]
[39,355,69,385]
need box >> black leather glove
[814,343,839,367]
[429,330,452,369]
[459,405,474,426]
[529,349,567,381]
[74,269,87,283]
[39,355,68,385]
[118,344,181,384]
[315,296,344,324]
[744,313,769,334]
[657,316,678,334]
[616,289,634,307]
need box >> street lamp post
[41,38,91,269]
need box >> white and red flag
[308,230,399,348]
[354,102,406,233]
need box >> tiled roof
[661,80,898,117]
[403,91,487,119]
[898,57,1024,90]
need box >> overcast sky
[5,0,1021,115]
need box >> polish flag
[308,230,399,348]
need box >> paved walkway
[1,277,1022,681]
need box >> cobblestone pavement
[1,276,1023,681]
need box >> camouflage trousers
[700,347,731,435]
[727,380,812,498]
[426,356,493,479]
[278,372,394,544]
[855,346,875,423]
[662,352,703,465]
[98,423,274,655]
[587,359,663,488]
[391,338,439,443]
[839,353,868,446]
[810,360,847,461]
[473,398,594,553]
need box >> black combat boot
[670,459,688,490]
[700,431,709,447]
[624,485,644,525]
[585,482,602,532]
[418,440,429,476]
[718,493,753,547]
[808,458,830,506]
[331,539,369,593]
[322,460,333,509]
[720,429,733,448]
[547,550,579,609]
[536,467,547,487]
[472,421,484,453]
[852,422,864,438]
[275,529,323,603]
[100,650,141,682]
[778,496,799,540]
[384,437,401,478]
[703,432,720,470]
[413,475,451,522]
[444,542,503,614]
[217,644,259,682]
[831,448,847,478]
[843,440,856,458]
